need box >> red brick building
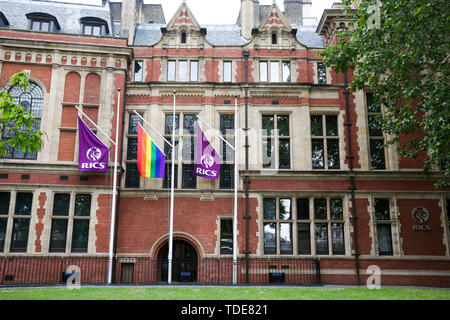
[0,0,448,287]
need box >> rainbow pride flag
[137,123,165,178]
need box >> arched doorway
[157,239,198,283]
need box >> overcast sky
[54,0,338,25]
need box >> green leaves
[0,71,43,158]
[321,0,450,189]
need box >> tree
[0,71,44,158]
[321,0,450,189]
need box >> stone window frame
[368,195,401,257]
[261,113,292,170]
[365,92,388,170]
[124,112,143,189]
[2,81,44,160]
[0,190,36,254]
[258,60,292,83]
[133,60,144,82]
[167,59,199,82]
[217,113,235,190]
[48,192,92,254]
[310,113,341,170]
[163,112,198,190]
[260,195,350,257]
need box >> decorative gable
[258,3,292,32]
[166,1,201,32]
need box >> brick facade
[0,0,448,287]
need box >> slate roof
[0,0,113,35]
[133,23,164,46]
[294,25,325,48]
[203,25,250,46]
[133,22,324,48]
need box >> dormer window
[0,12,9,27]
[26,13,60,32]
[181,32,187,44]
[80,17,109,36]
[271,33,277,45]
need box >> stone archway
[157,239,198,283]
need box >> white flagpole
[233,97,238,285]
[107,89,121,285]
[168,90,176,284]
[74,102,119,285]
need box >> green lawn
[0,286,449,300]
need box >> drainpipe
[242,50,250,284]
[343,71,361,286]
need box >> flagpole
[233,97,238,285]
[168,90,176,284]
[107,88,121,285]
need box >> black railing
[0,256,320,286]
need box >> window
[190,61,198,82]
[282,61,291,83]
[262,114,290,169]
[0,192,33,253]
[220,218,233,254]
[373,198,393,255]
[260,61,268,82]
[2,82,43,159]
[260,61,290,83]
[27,13,60,32]
[167,60,176,82]
[311,115,340,169]
[263,198,293,254]
[167,60,199,82]
[271,33,277,45]
[317,63,327,84]
[163,113,196,189]
[181,32,187,44]
[313,198,345,255]
[367,93,386,170]
[125,113,143,188]
[134,61,143,82]
[50,193,91,253]
[80,17,109,36]
[220,114,235,189]
[223,61,232,82]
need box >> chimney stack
[240,0,255,39]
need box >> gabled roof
[258,2,292,32]
[166,1,201,32]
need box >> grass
[0,286,449,300]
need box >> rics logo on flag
[87,147,102,162]
[194,123,221,179]
[201,154,215,169]
[78,116,109,172]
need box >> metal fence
[0,256,320,286]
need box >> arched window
[26,13,60,32]
[181,31,187,44]
[80,17,109,36]
[2,82,44,159]
[271,33,277,45]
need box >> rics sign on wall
[411,206,431,231]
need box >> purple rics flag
[78,116,109,172]
[194,122,222,179]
